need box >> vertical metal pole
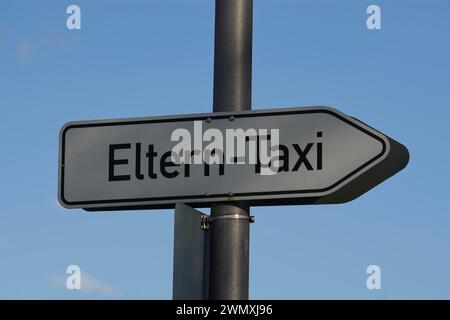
[209,0,253,300]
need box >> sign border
[58,107,388,209]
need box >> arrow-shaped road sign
[58,107,408,210]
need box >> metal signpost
[173,203,210,300]
[209,0,253,300]
[58,0,409,300]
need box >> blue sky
[0,0,449,299]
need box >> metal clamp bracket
[201,214,255,230]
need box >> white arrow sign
[58,107,408,210]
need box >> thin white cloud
[17,41,33,62]
[0,241,11,250]
[49,272,121,297]
[0,25,6,42]
[82,273,121,296]
[40,29,70,48]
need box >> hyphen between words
[108,121,323,181]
